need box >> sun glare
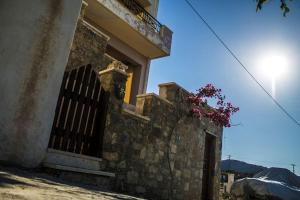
[260,53,288,79]
[257,51,289,98]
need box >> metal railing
[117,0,162,32]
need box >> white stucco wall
[227,173,235,193]
[0,0,82,167]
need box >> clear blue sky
[147,0,300,175]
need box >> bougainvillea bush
[188,84,239,127]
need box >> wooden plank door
[48,65,109,157]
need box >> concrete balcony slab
[85,0,172,59]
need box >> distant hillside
[221,159,267,175]
[231,167,300,199]
[254,167,300,188]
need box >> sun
[259,53,288,79]
[257,51,289,98]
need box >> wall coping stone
[122,109,150,122]
[98,67,127,76]
[158,82,190,95]
[122,103,136,112]
[136,93,173,106]
[81,20,110,41]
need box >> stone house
[0,0,222,199]
[220,172,235,194]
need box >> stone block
[170,161,174,171]
[175,170,182,178]
[157,175,163,182]
[170,144,177,154]
[183,169,191,179]
[127,171,139,184]
[111,132,118,144]
[117,160,126,169]
[103,152,119,161]
[149,165,158,174]
[154,153,160,163]
[133,142,143,150]
[136,186,146,194]
[158,82,190,103]
[158,150,164,157]
[146,179,158,188]
[139,147,146,159]
[184,182,190,191]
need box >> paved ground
[0,165,143,200]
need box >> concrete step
[43,163,115,177]
[44,148,106,171]
[42,149,116,190]
[43,163,116,191]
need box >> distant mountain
[221,159,267,175]
[231,167,300,200]
[254,167,300,188]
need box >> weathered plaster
[0,0,82,167]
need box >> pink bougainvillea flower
[188,84,239,127]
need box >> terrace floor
[0,165,144,200]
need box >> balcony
[84,0,172,59]
[117,0,160,32]
[135,0,152,8]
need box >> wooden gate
[48,65,109,157]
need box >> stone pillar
[159,82,190,103]
[98,63,128,161]
[0,0,83,167]
[159,82,191,114]
[99,62,128,113]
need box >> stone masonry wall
[99,68,223,200]
[67,16,222,200]
[66,18,109,72]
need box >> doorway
[201,133,216,200]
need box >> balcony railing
[117,0,162,33]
